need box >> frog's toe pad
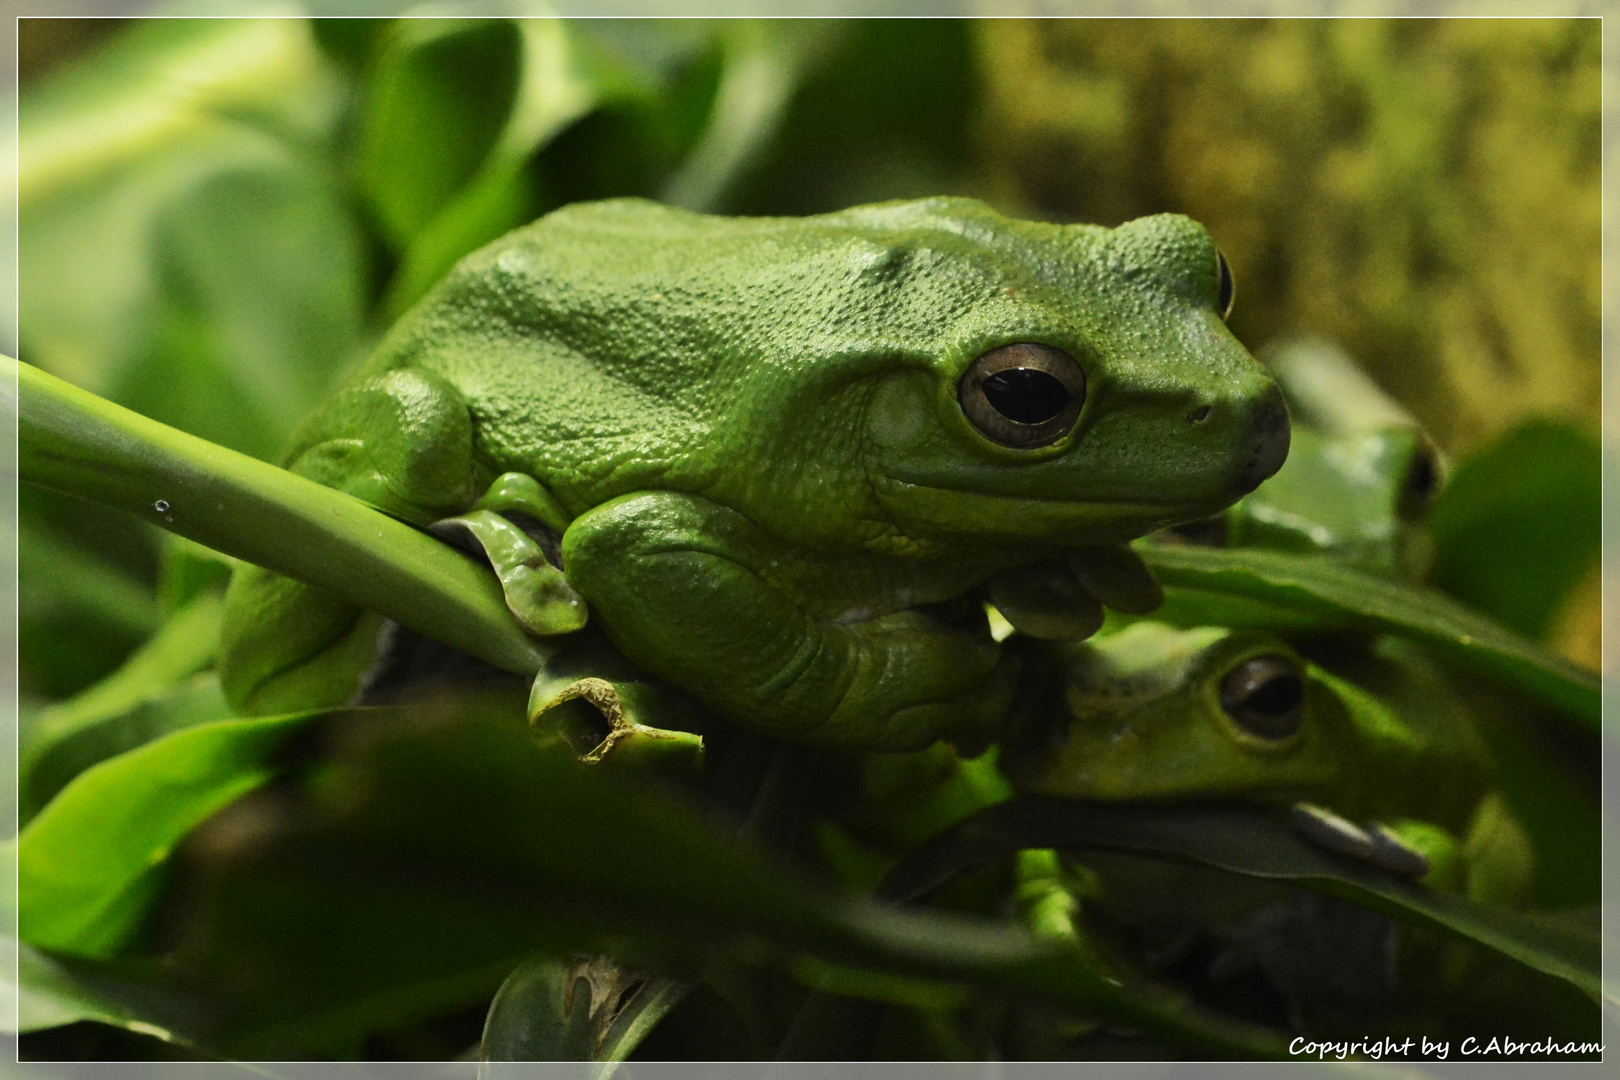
[502,563,589,636]
[988,562,1104,640]
[1290,803,1431,878]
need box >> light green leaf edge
[1140,544,1601,729]
[13,357,548,679]
[16,711,322,959]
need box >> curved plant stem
[12,357,547,678]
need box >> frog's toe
[1289,804,1432,880]
[1066,544,1164,615]
[499,563,589,636]
[988,561,1105,641]
[430,510,587,637]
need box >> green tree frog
[1000,621,1534,906]
[994,621,1534,1029]
[219,197,1288,751]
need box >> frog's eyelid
[1215,249,1236,321]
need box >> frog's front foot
[430,473,587,637]
[562,492,1016,752]
[989,544,1164,640]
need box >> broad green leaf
[16,358,547,679]
[17,511,159,699]
[380,19,610,318]
[478,955,689,1069]
[19,19,362,463]
[725,19,976,215]
[21,594,231,823]
[1138,544,1600,730]
[881,797,1602,999]
[16,479,162,701]
[17,710,322,958]
[142,694,1285,1060]
[358,19,525,252]
[1427,418,1600,641]
[6,936,205,1046]
[660,20,834,213]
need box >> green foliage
[1428,418,1601,642]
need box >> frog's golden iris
[956,342,1086,449]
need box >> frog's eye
[1215,249,1236,321]
[958,343,1087,449]
[1397,446,1440,522]
[1219,654,1304,739]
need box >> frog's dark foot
[1289,803,1431,878]
[987,545,1162,641]
[431,471,587,637]
[528,661,705,779]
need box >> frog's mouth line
[872,474,1219,512]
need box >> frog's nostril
[1234,389,1291,495]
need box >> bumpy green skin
[220,197,1286,751]
[1002,623,1534,905]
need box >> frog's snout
[1231,386,1291,496]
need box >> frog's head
[999,622,1346,804]
[999,622,1492,824]
[845,199,1289,549]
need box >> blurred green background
[15,15,1600,699]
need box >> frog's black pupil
[1220,655,1304,739]
[981,368,1071,425]
[1244,673,1304,716]
[1216,250,1234,318]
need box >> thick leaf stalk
[12,357,546,679]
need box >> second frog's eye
[957,343,1086,449]
[1397,446,1440,523]
[1215,249,1235,321]
[1219,654,1305,739]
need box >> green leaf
[882,797,1603,999]
[15,357,547,680]
[660,21,832,213]
[20,19,363,462]
[21,594,231,823]
[1428,418,1601,641]
[17,509,159,698]
[1138,544,1600,730]
[145,694,1285,1059]
[17,711,322,958]
[358,19,525,251]
[478,955,689,1069]
[5,937,206,1045]
[379,19,607,318]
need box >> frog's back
[335,197,1113,517]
